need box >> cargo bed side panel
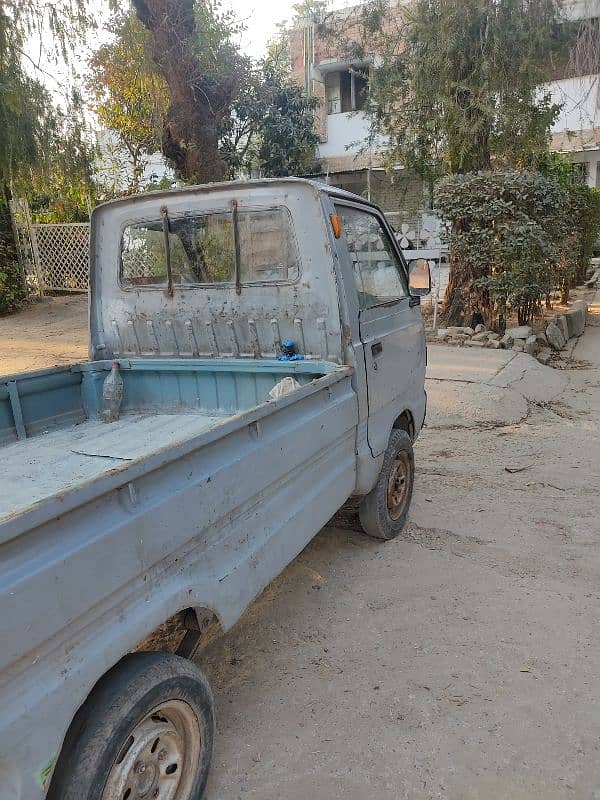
[0,371,356,800]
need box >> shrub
[436,170,572,328]
[0,239,27,314]
[0,209,27,316]
[566,183,600,287]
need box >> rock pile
[436,301,588,365]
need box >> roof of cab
[92,176,380,214]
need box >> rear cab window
[120,207,299,288]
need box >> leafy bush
[536,152,600,294]
[564,183,600,287]
[436,170,572,327]
[0,239,27,314]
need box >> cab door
[334,202,424,457]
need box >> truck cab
[89,178,428,492]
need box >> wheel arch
[392,409,415,441]
[45,604,222,798]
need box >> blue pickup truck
[0,178,429,800]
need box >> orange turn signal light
[330,214,342,239]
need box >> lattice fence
[10,199,90,293]
[32,223,89,291]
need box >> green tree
[132,0,249,183]
[220,53,320,179]
[341,0,566,179]
[88,11,169,193]
[26,90,98,222]
[0,0,91,193]
[537,152,600,295]
[436,170,571,328]
[327,0,572,322]
[0,1,94,309]
[256,69,320,177]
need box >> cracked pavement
[202,290,600,800]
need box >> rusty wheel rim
[386,451,411,521]
[101,700,201,800]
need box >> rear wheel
[359,429,415,540]
[47,652,214,800]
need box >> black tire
[47,652,215,800]
[359,429,415,540]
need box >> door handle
[371,342,383,357]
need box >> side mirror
[408,258,431,296]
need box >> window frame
[325,68,369,116]
[334,200,410,312]
[118,204,302,292]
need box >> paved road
[202,293,600,800]
[427,344,515,383]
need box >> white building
[94,129,174,195]
[547,73,600,187]
[291,0,600,193]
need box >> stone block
[474,323,485,333]
[555,314,569,341]
[512,341,525,352]
[565,301,587,338]
[505,325,533,340]
[487,332,500,341]
[488,340,502,349]
[471,331,489,342]
[546,321,565,351]
[536,348,552,365]
[524,335,538,356]
[500,333,514,349]
[436,328,450,341]
[535,332,548,347]
[465,339,485,347]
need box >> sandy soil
[0,295,88,377]
[2,291,600,798]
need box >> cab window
[336,204,408,310]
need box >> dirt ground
[200,294,600,800]
[0,295,87,377]
[2,293,600,799]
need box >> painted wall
[545,74,600,187]
[548,74,600,134]
[317,111,384,162]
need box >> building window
[570,163,588,185]
[325,69,368,115]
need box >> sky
[229,0,301,59]
[28,0,356,106]
[228,0,356,59]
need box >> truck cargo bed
[0,358,340,527]
[0,412,227,521]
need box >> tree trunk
[443,216,495,328]
[132,0,227,184]
[443,264,466,326]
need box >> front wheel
[47,652,215,800]
[359,429,415,540]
